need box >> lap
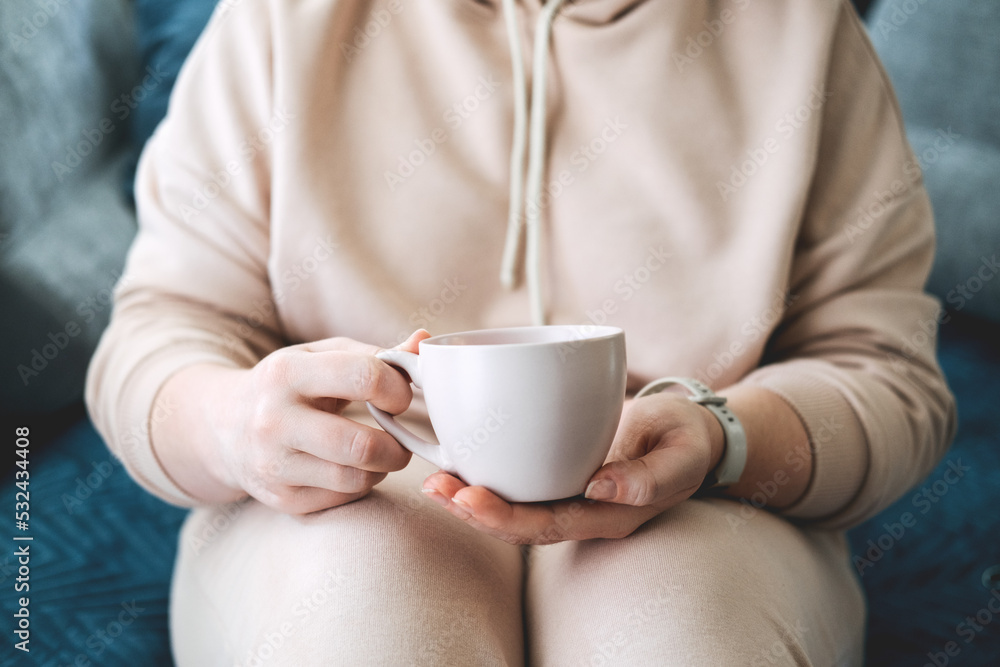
[171,437,862,667]
[170,455,525,667]
[525,498,865,666]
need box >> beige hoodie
[86,0,956,528]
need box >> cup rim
[421,325,624,348]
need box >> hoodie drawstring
[499,0,569,325]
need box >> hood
[494,0,648,325]
[482,0,649,26]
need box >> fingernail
[450,497,474,520]
[585,479,617,501]
[421,488,448,508]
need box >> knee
[527,499,863,666]
[290,484,516,583]
[174,488,525,666]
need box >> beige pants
[170,451,865,666]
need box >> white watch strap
[634,377,747,488]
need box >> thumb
[391,329,431,354]
[584,447,704,508]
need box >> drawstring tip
[531,302,546,327]
[500,267,518,291]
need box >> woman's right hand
[151,331,430,514]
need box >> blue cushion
[0,420,186,665]
[868,0,1000,146]
[131,0,218,152]
[867,0,1000,323]
[848,312,1000,666]
[124,0,217,199]
[0,0,139,414]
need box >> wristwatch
[634,377,747,488]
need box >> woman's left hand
[420,392,725,545]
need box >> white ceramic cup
[366,325,626,502]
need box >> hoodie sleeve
[85,2,285,506]
[740,3,957,528]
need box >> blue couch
[1,1,997,664]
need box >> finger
[392,329,431,353]
[453,485,660,543]
[300,337,384,355]
[585,445,706,508]
[255,484,372,516]
[288,409,413,473]
[276,451,389,494]
[287,351,415,413]
[301,330,430,355]
[421,473,551,543]
[606,393,685,462]
[422,472,657,543]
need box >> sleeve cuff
[742,360,870,520]
[114,346,245,507]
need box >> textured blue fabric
[868,0,1000,146]
[866,0,1000,324]
[0,421,186,666]
[0,0,139,414]
[125,0,218,195]
[848,313,1000,666]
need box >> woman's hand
[420,392,726,544]
[152,330,432,514]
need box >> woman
[87,0,956,664]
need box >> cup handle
[366,350,449,471]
